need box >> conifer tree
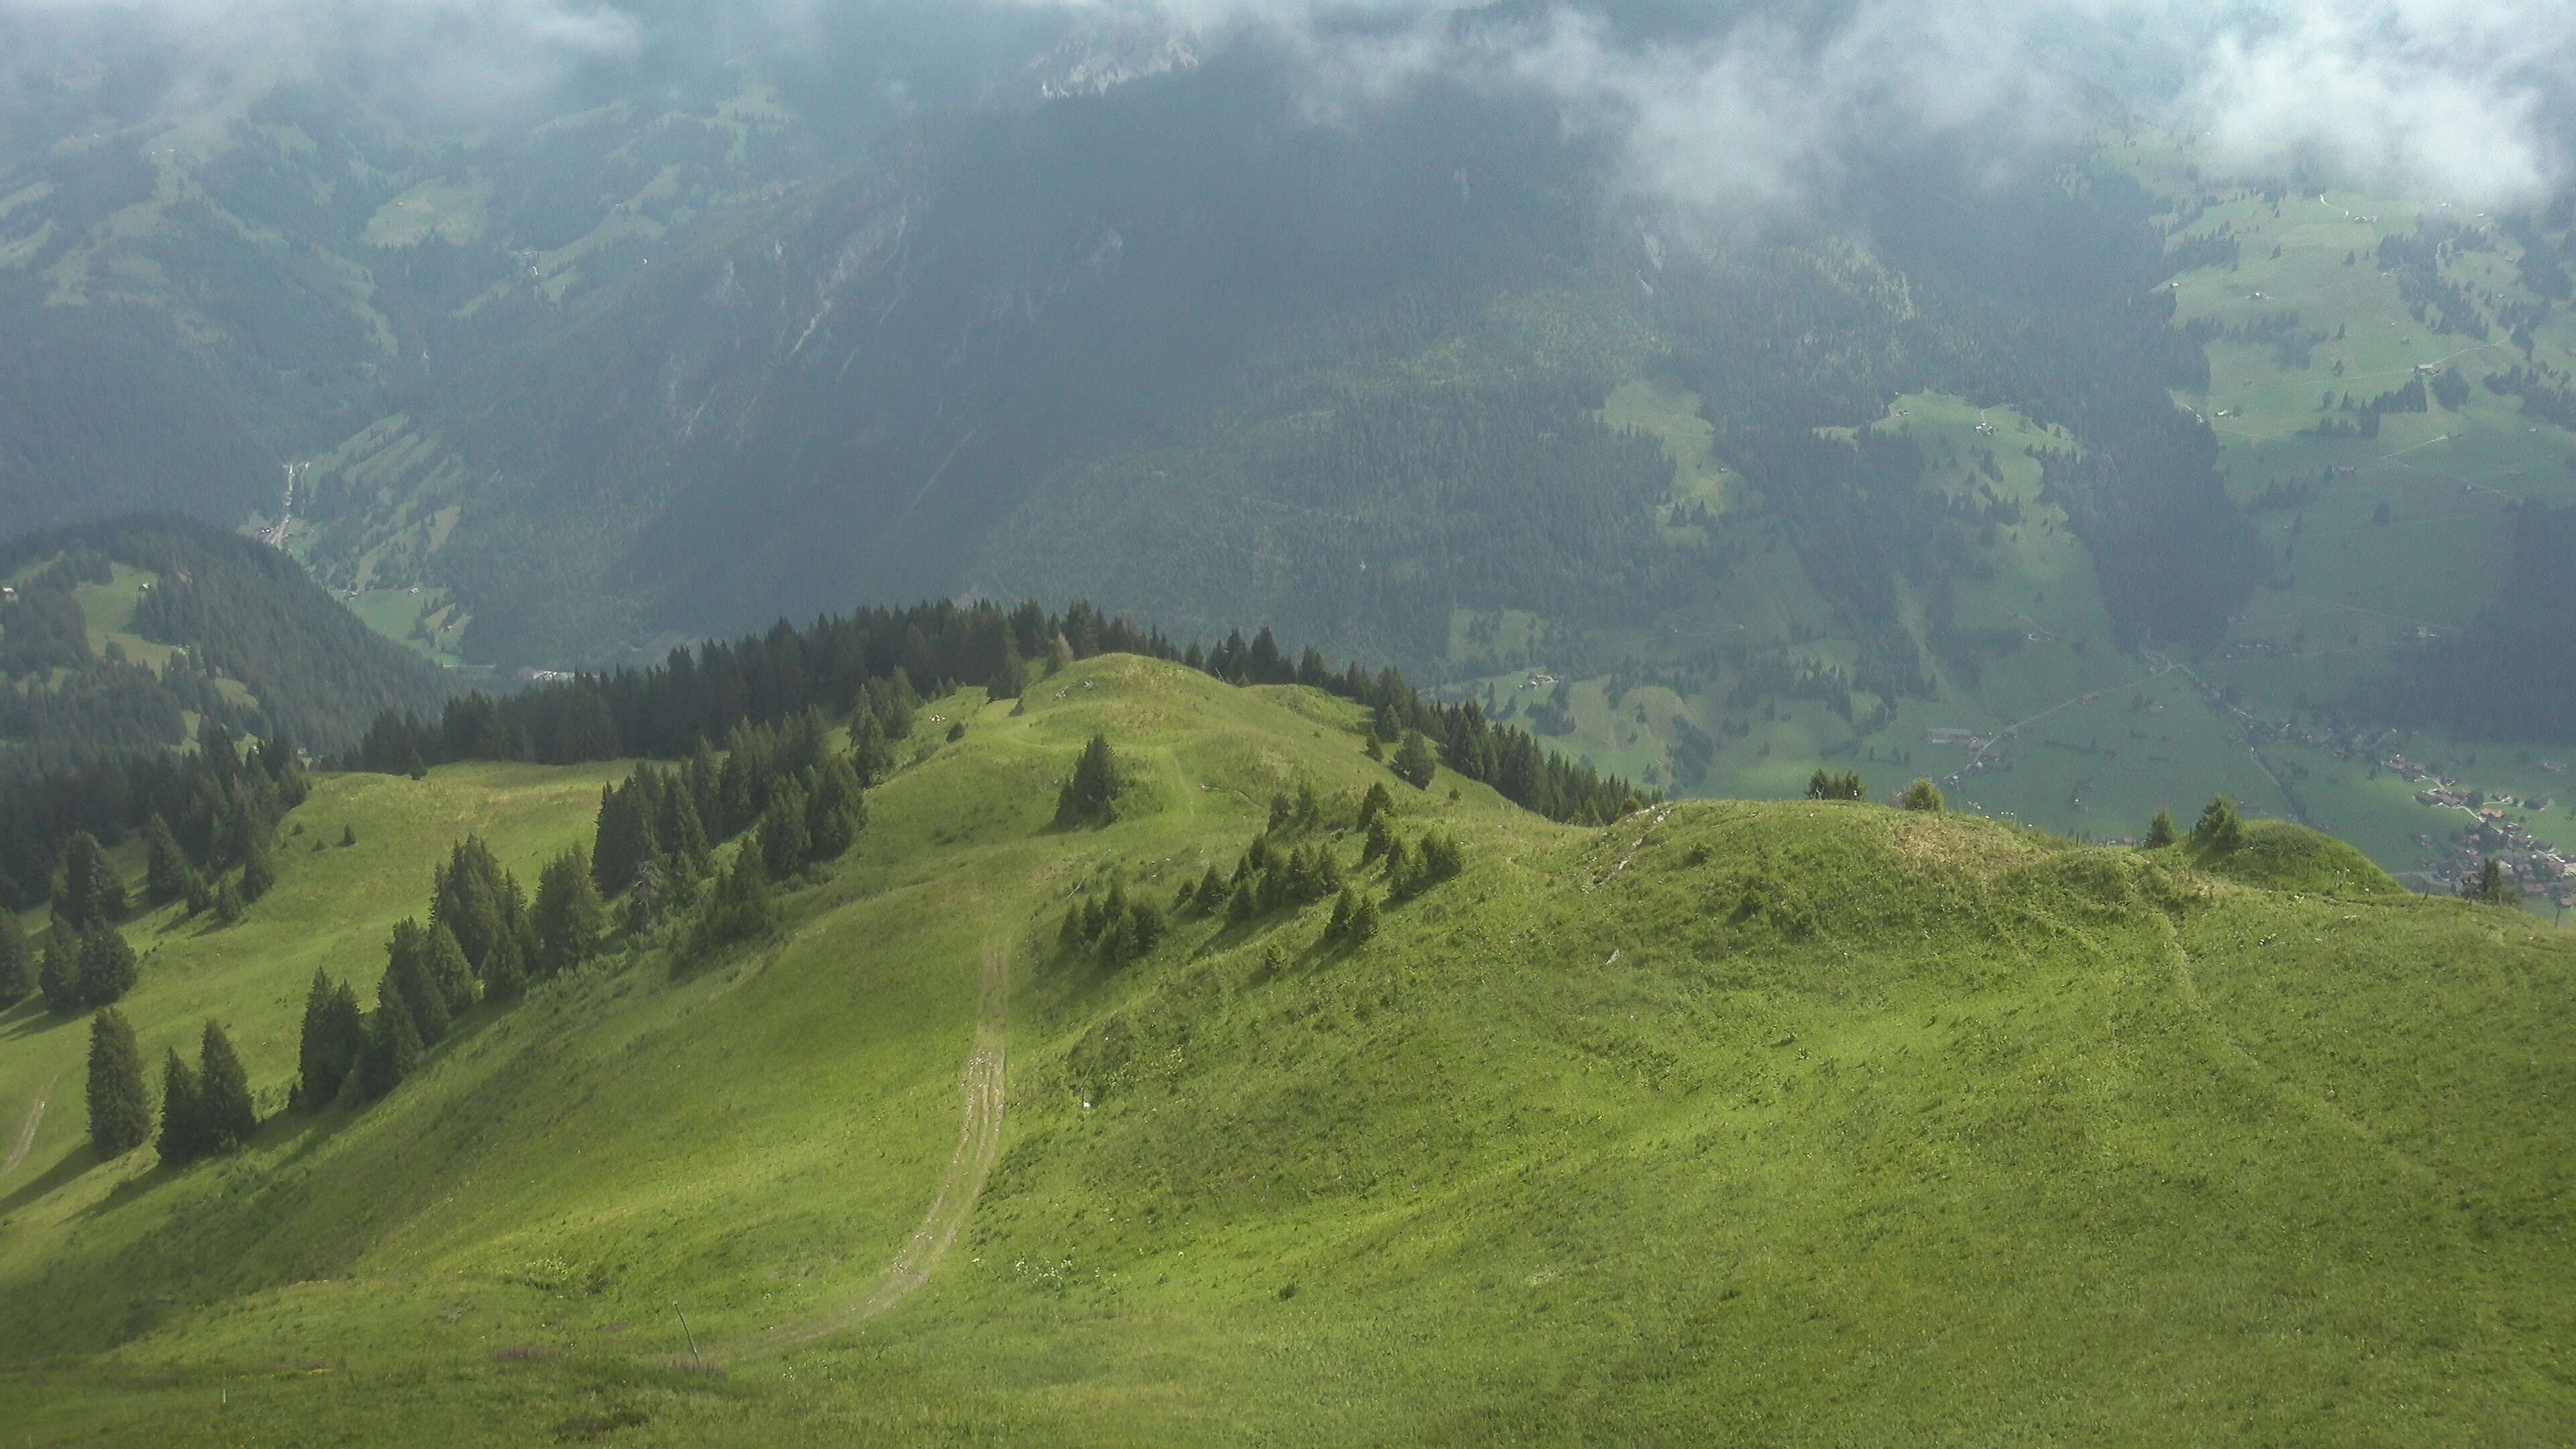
[760,777,813,879]
[2192,795,2243,850]
[483,926,530,1002]
[356,989,425,1099]
[1226,877,1258,924]
[239,834,277,904]
[53,831,123,931]
[214,876,245,925]
[1902,778,1946,813]
[384,920,450,1045]
[182,868,211,918]
[292,970,366,1110]
[2145,810,2178,848]
[533,846,608,976]
[2462,857,2523,907]
[849,711,896,788]
[142,814,187,903]
[1055,734,1123,827]
[77,925,139,1006]
[1194,863,1227,914]
[1354,780,1393,830]
[421,923,478,1017]
[1392,731,1438,790]
[0,910,27,1007]
[691,850,777,956]
[86,1007,151,1158]
[38,931,78,1013]
[1350,894,1381,943]
[991,635,1028,700]
[1059,904,1085,952]
[195,1020,257,1154]
[157,1047,204,1167]
[591,782,659,898]
[1328,887,1358,943]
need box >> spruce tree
[533,846,608,975]
[356,991,425,1099]
[239,835,276,903]
[86,1007,152,1158]
[1328,887,1358,943]
[76,925,138,1006]
[1356,782,1393,830]
[196,1020,257,1154]
[182,868,211,918]
[805,757,867,863]
[292,970,366,1111]
[384,920,450,1044]
[1059,904,1085,952]
[1392,731,1438,790]
[483,926,530,1002]
[2192,795,2243,851]
[591,782,659,898]
[2462,857,2523,907]
[157,1047,205,1167]
[1902,778,1946,813]
[0,909,27,1007]
[1054,734,1123,828]
[1350,894,1381,943]
[2145,810,2179,849]
[214,876,245,925]
[760,777,813,880]
[38,932,78,1014]
[421,923,478,1017]
[143,814,187,903]
[1194,864,1227,914]
[690,851,776,956]
[53,831,123,931]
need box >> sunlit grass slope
[2,655,2569,1445]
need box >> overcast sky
[3,0,2568,211]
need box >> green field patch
[362,178,493,248]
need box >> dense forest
[350,597,1650,828]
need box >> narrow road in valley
[3,1073,60,1179]
[729,943,1010,1360]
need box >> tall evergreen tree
[0,910,28,1008]
[421,923,478,1017]
[156,1047,205,1167]
[76,925,138,1006]
[52,831,123,931]
[1055,734,1123,828]
[38,931,78,1013]
[2145,809,2179,848]
[690,850,776,957]
[1392,732,1438,790]
[239,834,276,903]
[291,969,365,1110]
[759,777,813,880]
[195,1020,257,1153]
[2192,795,2243,850]
[533,846,608,975]
[1902,778,1946,813]
[142,814,187,903]
[591,782,659,898]
[805,756,868,862]
[355,990,425,1099]
[85,1007,152,1158]
[383,920,450,1045]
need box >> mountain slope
[0,515,453,777]
[1,653,2566,1444]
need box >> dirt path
[728,943,1010,1360]
[3,1073,59,1180]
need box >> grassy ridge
[1,655,2568,1444]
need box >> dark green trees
[2193,796,2244,851]
[0,910,27,1007]
[1055,734,1124,828]
[238,835,276,904]
[2145,809,2179,848]
[156,1049,203,1167]
[143,814,187,903]
[1902,778,1946,812]
[195,1020,256,1154]
[85,1007,151,1158]
[1807,769,1866,802]
[76,926,138,1006]
[2462,857,2524,907]
[38,932,77,1012]
[290,969,365,1110]
[382,920,451,1046]
[690,849,777,957]
[805,756,868,863]
[759,777,814,881]
[1392,731,1438,790]
[533,846,608,975]
[52,831,125,932]
[355,979,426,1101]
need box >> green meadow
[2,655,2568,1443]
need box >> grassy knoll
[2,655,2569,1444]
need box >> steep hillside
[0,517,453,778]
[1,654,2567,1444]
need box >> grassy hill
[1,653,2567,1444]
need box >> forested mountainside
[6,2,2576,888]
[0,517,451,779]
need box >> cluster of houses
[2418,812,2575,912]
[1517,672,1563,691]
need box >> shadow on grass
[0,1142,88,1218]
